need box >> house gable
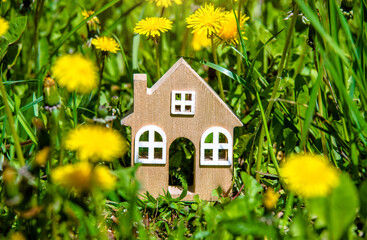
[121,58,243,130]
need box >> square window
[204,149,213,161]
[219,133,228,143]
[171,91,195,115]
[154,148,163,159]
[139,131,149,141]
[154,132,162,142]
[185,105,192,112]
[139,147,149,159]
[205,133,213,143]
[218,149,228,160]
[175,105,181,112]
[185,94,192,101]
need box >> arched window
[135,125,166,164]
[200,127,232,166]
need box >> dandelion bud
[43,76,61,108]
[111,96,119,107]
[97,105,108,118]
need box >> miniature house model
[121,58,243,201]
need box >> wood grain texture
[121,58,243,201]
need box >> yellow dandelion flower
[52,162,92,192]
[216,11,250,45]
[191,30,211,51]
[186,4,225,38]
[82,10,100,29]
[2,167,17,183]
[52,54,98,94]
[0,17,9,37]
[91,36,120,53]
[93,165,116,191]
[52,162,116,192]
[134,17,173,38]
[147,0,182,8]
[281,154,340,198]
[65,125,126,162]
[10,232,26,240]
[263,188,280,210]
[35,147,50,167]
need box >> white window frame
[200,127,232,166]
[134,125,166,164]
[171,91,195,115]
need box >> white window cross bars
[200,127,232,166]
[135,125,166,164]
[202,131,229,161]
[171,91,195,115]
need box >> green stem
[281,191,294,233]
[255,5,298,182]
[266,6,298,115]
[318,89,328,155]
[155,40,161,80]
[96,54,106,110]
[73,91,78,127]
[236,0,243,76]
[255,128,265,182]
[211,36,225,101]
[256,92,281,176]
[92,187,108,240]
[0,75,25,166]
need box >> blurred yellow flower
[147,0,182,7]
[35,147,50,167]
[82,10,100,29]
[94,165,116,191]
[186,3,225,38]
[281,154,340,198]
[0,17,9,37]
[3,167,17,183]
[10,232,26,240]
[65,125,126,162]
[191,30,211,51]
[91,36,120,53]
[263,188,279,210]
[52,54,98,94]
[216,11,249,45]
[52,162,116,192]
[134,17,173,38]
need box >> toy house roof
[121,58,243,128]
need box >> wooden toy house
[121,58,243,201]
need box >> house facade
[121,58,243,201]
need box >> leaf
[240,172,264,212]
[4,16,27,44]
[223,197,249,219]
[295,75,309,117]
[359,180,367,219]
[328,173,359,240]
[241,172,263,197]
[306,197,328,229]
[37,37,49,71]
[0,38,8,60]
[233,133,254,157]
[222,221,278,239]
[290,213,317,239]
[185,57,256,94]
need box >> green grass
[1,0,367,239]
